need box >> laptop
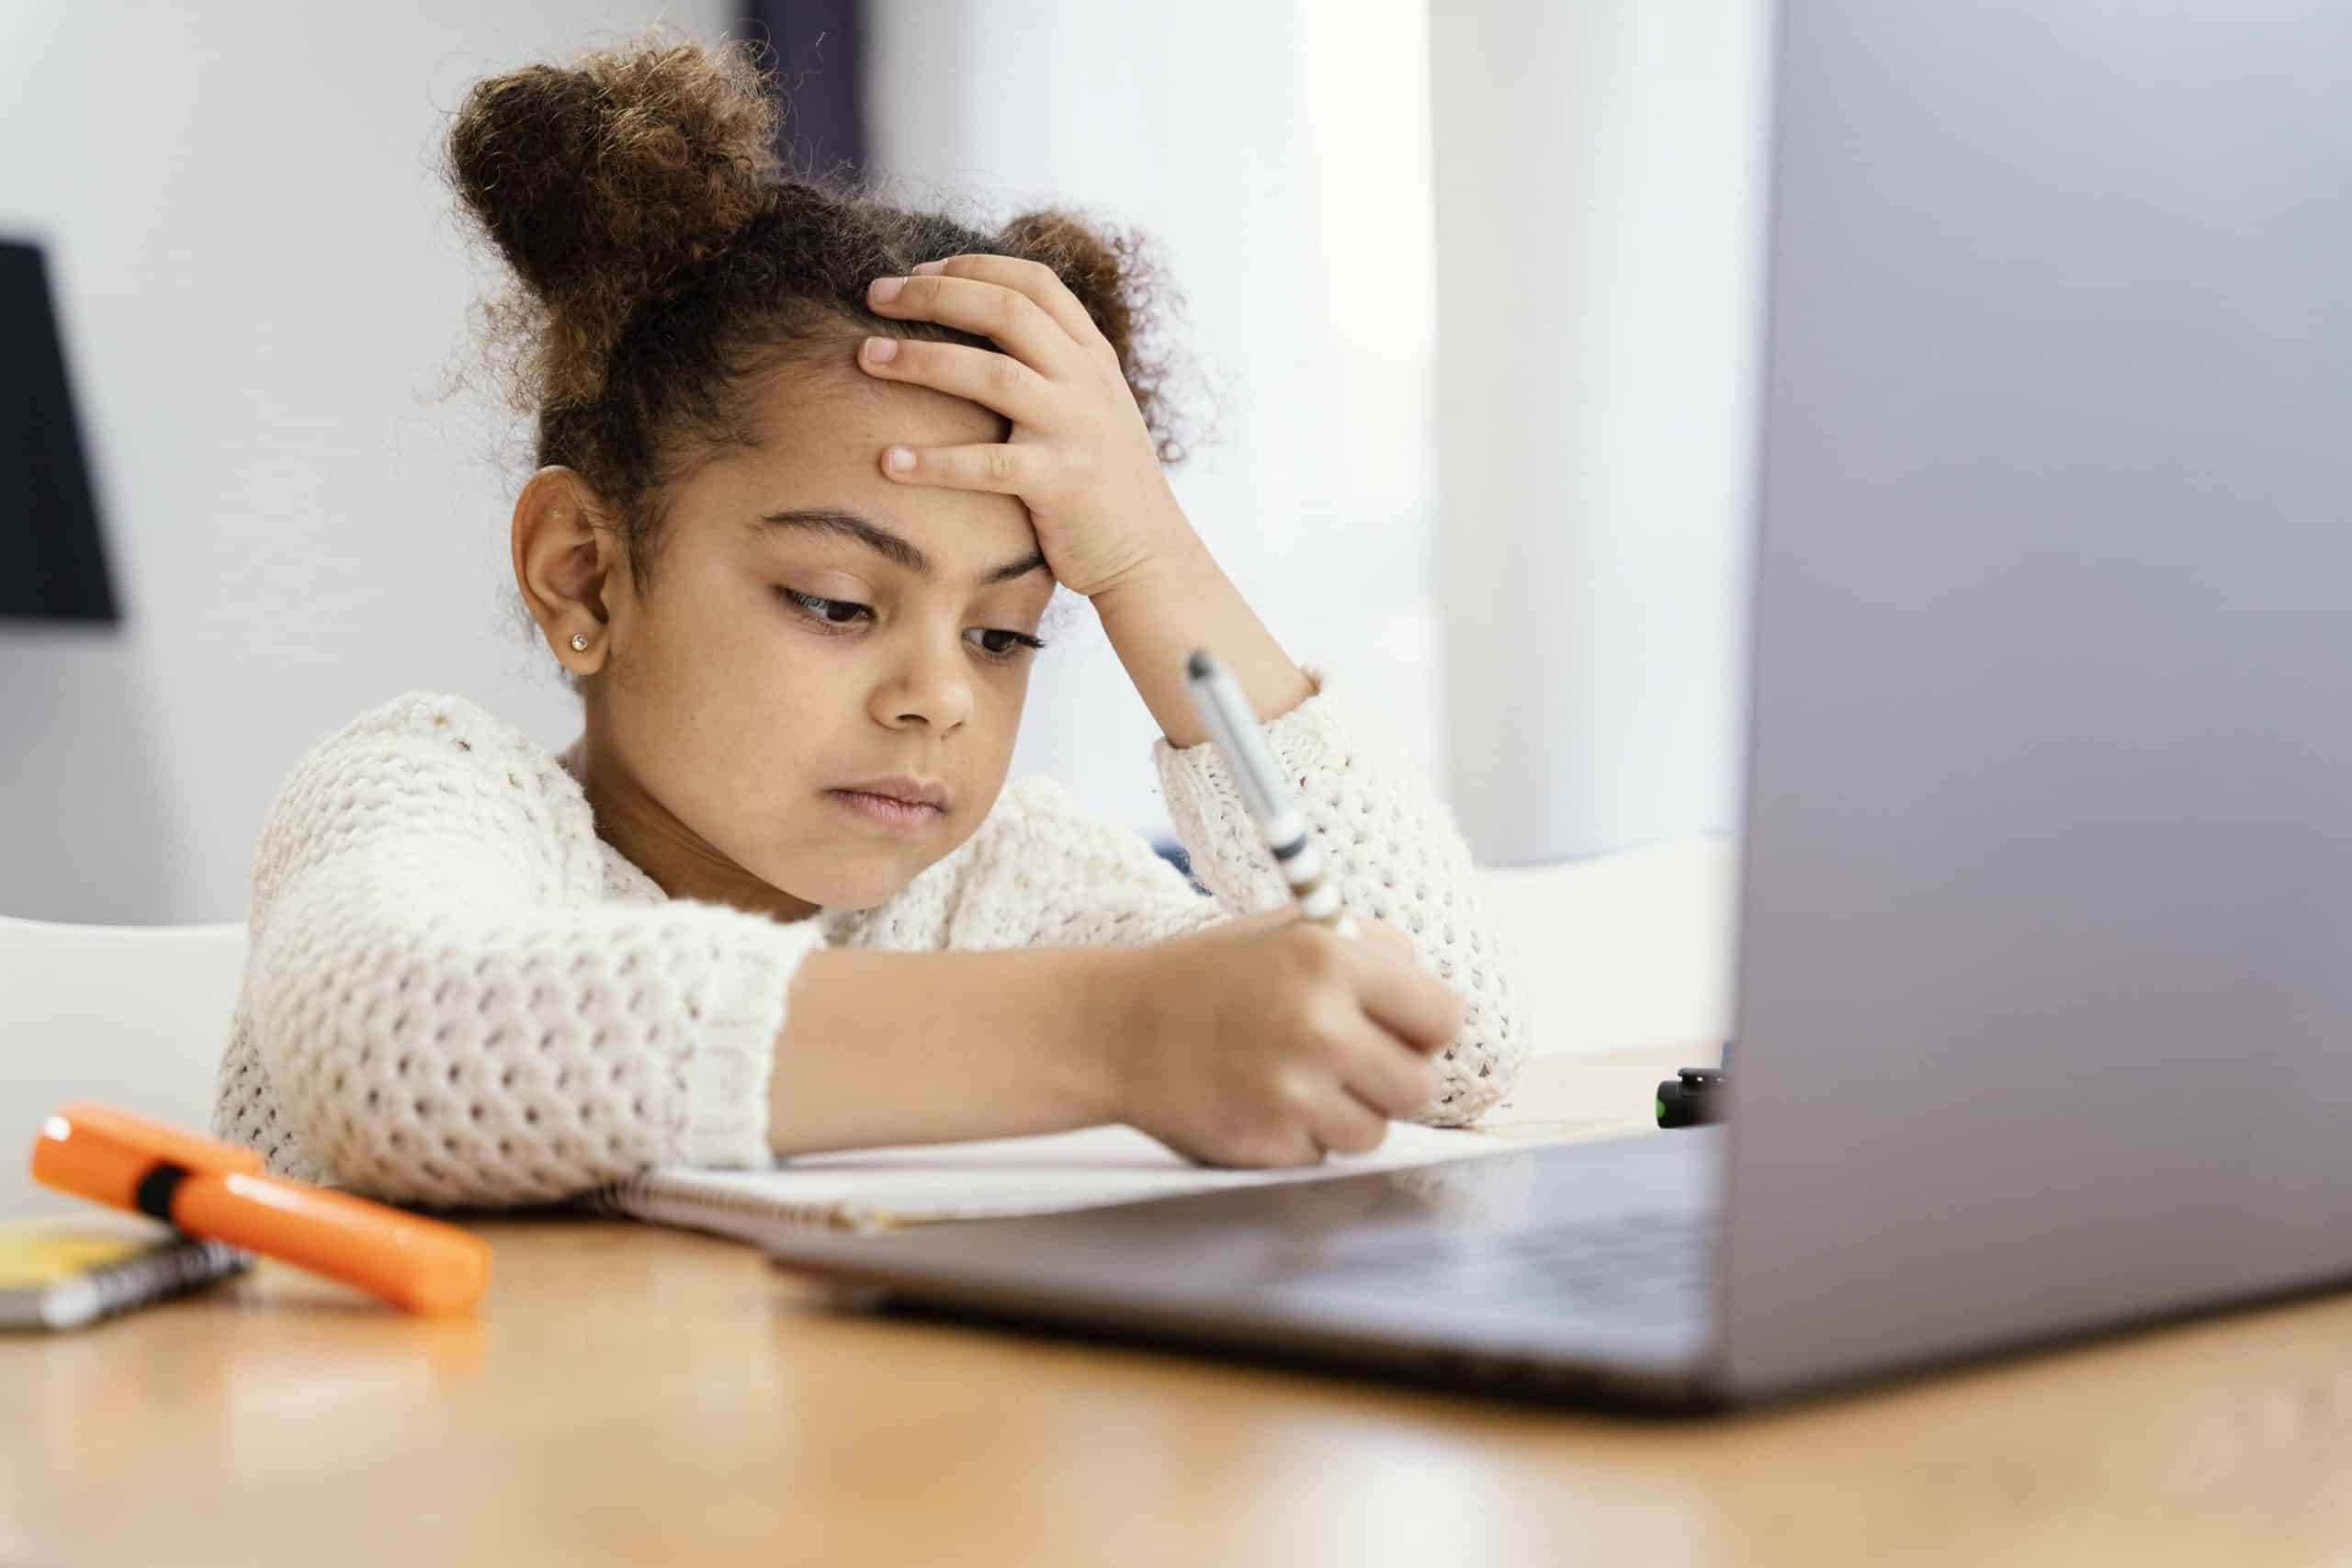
[762,0,2352,1408]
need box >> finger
[1347,942,1467,1056]
[1360,917,1415,958]
[869,272,1082,380]
[878,440,1035,496]
[911,253,1108,358]
[859,335,1058,425]
[1337,1023,1442,1118]
[1183,1131,1321,1170]
[1303,1084,1391,1158]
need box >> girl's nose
[870,639,974,733]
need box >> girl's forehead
[672,365,1032,565]
[755,359,1009,454]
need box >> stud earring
[570,633,590,651]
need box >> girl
[213,32,1525,1208]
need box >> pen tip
[1186,649,1215,681]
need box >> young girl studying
[211,31,1527,1210]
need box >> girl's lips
[825,788,944,830]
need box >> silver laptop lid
[1722,1,2352,1398]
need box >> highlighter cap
[31,1103,266,1213]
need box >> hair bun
[447,32,779,397]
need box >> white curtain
[1430,0,1773,864]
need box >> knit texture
[214,670,1527,1206]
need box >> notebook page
[594,1121,1513,1242]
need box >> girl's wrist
[1084,521,1312,748]
[1084,511,1213,612]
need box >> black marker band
[133,1161,190,1224]
[1270,832,1307,862]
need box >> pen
[1183,649,1358,939]
[30,1103,492,1315]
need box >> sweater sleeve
[949,667,1528,1127]
[1150,666,1527,1125]
[216,694,824,1208]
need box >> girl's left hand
[858,256,1193,600]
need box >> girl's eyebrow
[746,508,1048,586]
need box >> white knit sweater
[213,669,1527,1207]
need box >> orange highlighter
[30,1104,491,1315]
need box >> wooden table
[8,1044,2352,1567]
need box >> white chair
[0,913,247,1221]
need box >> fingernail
[884,446,915,473]
[864,335,899,364]
[870,276,905,303]
[911,260,944,276]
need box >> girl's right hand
[1102,908,1466,1168]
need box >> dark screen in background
[0,238,117,624]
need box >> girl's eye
[966,626,1048,662]
[782,588,1043,661]
[780,587,872,627]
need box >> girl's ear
[514,467,618,669]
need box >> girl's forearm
[765,945,1133,1155]
[1089,532,1315,749]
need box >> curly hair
[445,27,1190,622]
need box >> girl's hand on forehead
[858,256,1194,600]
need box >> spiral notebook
[585,1121,1510,1247]
[1,1230,251,1332]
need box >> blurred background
[0,0,1765,952]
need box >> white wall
[1430,0,1772,865]
[863,0,1448,840]
[0,1,733,923]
